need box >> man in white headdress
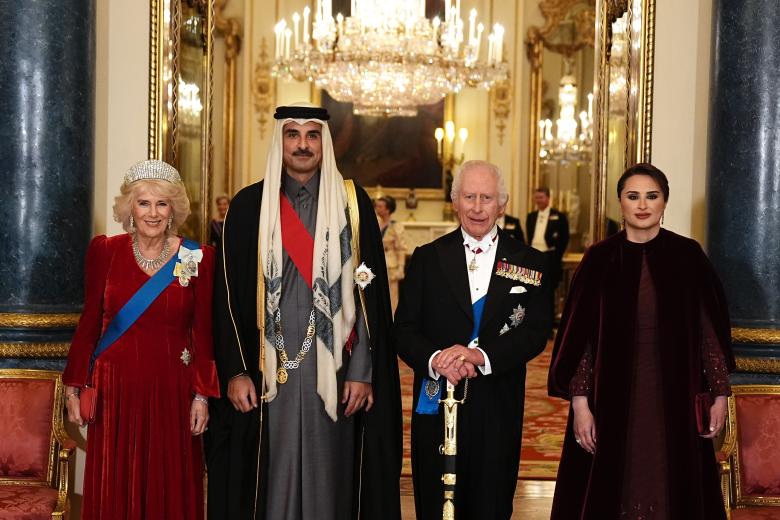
[206,104,401,520]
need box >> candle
[587,93,593,121]
[468,9,476,45]
[445,120,455,143]
[458,127,468,156]
[292,12,300,50]
[487,33,494,64]
[475,23,484,57]
[444,0,450,23]
[455,0,461,20]
[420,0,425,18]
[494,24,504,63]
[317,0,322,21]
[434,127,444,157]
[545,119,553,142]
[303,7,310,45]
[284,28,292,59]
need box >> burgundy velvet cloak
[548,229,735,519]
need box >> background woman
[209,193,230,247]
[548,163,734,519]
[63,160,219,520]
[375,195,407,312]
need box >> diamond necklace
[132,234,171,271]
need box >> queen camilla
[62,159,219,520]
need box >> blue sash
[415,294,487,414]
[90,238,198,365]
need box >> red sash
[280,192,315,289]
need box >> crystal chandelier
[539,74,593,163]
[272,0,508,117]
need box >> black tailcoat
[394,228,552,520]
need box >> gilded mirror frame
[591,0,655,242]
[149,0,215,242]
[526,0,596,209]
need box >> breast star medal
[180,348,192,366]
[277,367,288,384]
[354,262,376,289]
[510,304,526,327]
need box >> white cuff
[428,350,442,380]
[471,346,492,375]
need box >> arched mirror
[149,0,214,242]
[527,0,596,254]
[591,0,655,241]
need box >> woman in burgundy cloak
[548,163,735,519]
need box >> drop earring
[129,215,135,233]
[661,214,664,226]
[167,215,173,231]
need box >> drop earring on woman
[661,214,665,226]
[167,215,173,231]
[129,215,135,233]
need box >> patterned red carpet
[399,341,568,480]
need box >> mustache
[292,149,314,157]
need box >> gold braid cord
[344,180,370,339]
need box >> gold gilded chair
[0,369,75,520]
[718,385,780,519]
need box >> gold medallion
[276,367,288,384]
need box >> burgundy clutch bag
[79,386,97,424]
[695,392,714,435]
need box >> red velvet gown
[63,234,220,520]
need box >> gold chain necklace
[273,308,316,384]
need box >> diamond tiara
[124,160,182,185]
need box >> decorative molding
[0,342,70,358]
[0,313,80,328]
[492,79,512,146]
[253,38,275,141]
[734,357,780,374]
[731,327,780,345]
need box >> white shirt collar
[461,225,499,254]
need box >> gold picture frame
[591,0,655,242]
[149,0,215,242]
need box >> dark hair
[534,187,550,197]
[377,195,396,214]
[617,163,670,201]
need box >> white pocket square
[510,286,527,294]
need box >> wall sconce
[435,120,468,220]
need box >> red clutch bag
[695,392,714,435]
[79,386,97,424]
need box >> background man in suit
[499,213,525,244]
[395,160,552,519]
[526,187,569,294]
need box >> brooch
[180,348,192,366]
[354,262,375,289]
[174,245,203,287]
[495,260,542,286]
[499,323,510,336]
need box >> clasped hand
[432,345,483,386]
